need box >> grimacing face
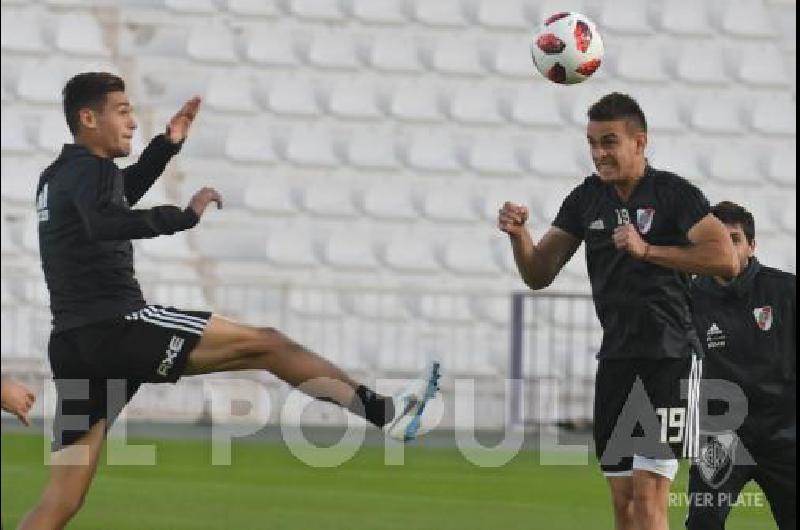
[724,223,756,273]
[80,91,137,158]
[586,119,647,185]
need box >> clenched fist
[188,187,223,218]
[498,202,529,236]
[1,376,35,426]
[613,223,650,260]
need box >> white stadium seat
[440,238,502,276]
[381,234,440,273]
[635,91,685,132]
[750,93,797,136]
[1,9,47,53]
[474,0,529,30]
[192,225,268,261]
[429,38,484,77]
[448,85,502,125]
[245,28,298,67]
[704,145,762,187]
[205,72,258,112]
[660,0,712,36]
[225,0,279,17]
[648,139,706,183]
[306,31,360,70]
[55,13,108,57]
[368,35,423,73]
[16,60,64,104]
[766,144,796,187]
[419,187,479,223]
[507,86,564,127]
[721,0,772,38]
[36,110,72,154]
[675,43,729,85]
[298,183,358,218]
[265,77,321,117]
[139,232,196,261]
[242,180,298,216]
[285,127,339,167]
[351,0,406,25]
[288,0,344,22]
[327,80,381,120]
[689,96,745,135]
[224,121,278,164]
[735,44,790,87]
[525,136,584,179]
[403,132,460,173]
[1,156,45,203]
[599,0,653,35]
[411,0,466,27]
[1,111,32,153]
[359,183,418,221]
[613,42,670,82]
[166,0,218,14]
[464,137,523,177]
[321,231,379,270]
[265,230,318,267]
[491,38,536,79]
[389,82,442,122]
[186,23,238,64]
[345,131,398,170]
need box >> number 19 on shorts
[656,407,686,444]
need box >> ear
[749,239,757,258]
[635,131,647,155]
[78,108,97,131]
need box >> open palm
[167,96,202,144]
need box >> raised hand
[188,187,223,218]
[498,201,530,236]
[167,96,202,144]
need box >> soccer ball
[530,12,604,85]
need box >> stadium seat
[358,183,418,221]
[265,229,318,267]
[704,145,761,186]
[242,179,298,216]
[1,8,47,53]
[411,0,466,27]
[288,0,344,22]
[350,0,406,25]
[224,121,278,164]
[205,72,258,113]
[55,13,108,57]
[525,136,583,179]
[1,156,46,203]
[298,183,358,218]
[381,234,440,273]
[429,38,484,77]
[440,238,502,276]
[192,224,268,261]
[675,43,729,85]
[327,80,382,120]
[36,110,72,154]
[749,93,797,136]
[635,91,685,132]
[264,76,320,117]
[139,232,196,261]
[345,131,398,170]
[647,138,706,183]
[166,0,218,14]
[403,132,460,173]
[306,31,360,70]
[782,207,796,234]
[613,41,669,82]
[689,96,745,134]
[721,0,772,38]
[419,187,479,224]
[284,127,339,167]
[464,137,523,177]
[186,23,238,64]
[448,85,502,125]
[245,28,298,66]
[288,289,343,318]
[368,35,423,73]
[599,0,653,34]
[16,60,64,103]
[659,0,712,35]
[405,293,473,322]
[1,111,32,153]
[473,0,529,30]
[0,216,18,256]
[339,291,409,320]
[765,144,796,187]
[506,86,564,127]
[490,38,536,79]
[735,44,790,87]
[225,0,278,16]
[321,230,380,270]
[388,82,442,122]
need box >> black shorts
[48,305,211,451]
[594,357,694,474]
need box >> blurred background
[1,0,796,432]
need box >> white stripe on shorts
[126,306,207,336]
[148,307,207,329]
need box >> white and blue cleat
[385,361,442,442]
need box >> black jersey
[553,165,710,360]
[691,259,796,448]
[36,136,198,333]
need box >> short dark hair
[62,72,126,136]
[587,92,648,134]
[712,201,755,244]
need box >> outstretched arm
[613,214,739,279]
[123,97,202,206]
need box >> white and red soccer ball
[531,12,604,85]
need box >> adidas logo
[589,219,605,230]
[708,323,721,334]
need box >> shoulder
[566,174,602,199]
[650,167,703,195]
[757,265,796,290]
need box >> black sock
[349,385,395,428]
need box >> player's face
[587,120,646,184]
[724,223,756,273]
[92,91,137,158]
